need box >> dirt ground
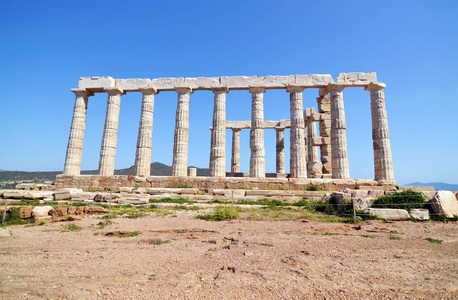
[1,211,457,299]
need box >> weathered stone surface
[249,87,266,178]
[68,206,77,215]
[19,206,33,219]
[115,78,152,91]
[76,206,86,215]
[336,72,377,86]
[172,87,192,176]
[86,206,109,214]
[32,206,53,218]
[288,86,306,178]
[430,191,458,218]
[209,88,227,177]
[3,190,25,199]
[409,209,430,221]
[78,76,115,89]
[364,208,410,220]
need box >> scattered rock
[68,206,77,215]
[76,206,86,215]
[364,208,410,220]
[19,206,33,219]
[86,206,109,214]
[32,206,53,219]
[430,191,458,218]
[244,251,254,256]
[409,209,430,221]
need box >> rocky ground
[1,211,457,299]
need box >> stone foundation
[55,174,395,193]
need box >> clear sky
[0,0,457,185]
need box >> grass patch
[372,190,426,212]
[393,255,402,259]
[149,239,171,245]
[1,207,36,227]
[307,185,319,191]
[149,197,196,205]
[323,232,340,236]
[62,225,83,232]
[118,231,142,238]
[260,243,274,247]
[196,206,240,221]
[426,238,443,244]
[389,236,402,240]
[361,234,375,238]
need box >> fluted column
[209,87,228,177]
[317,96,332,177]
[365,83,395,183]
[172,87,192,177]
[275,128,285,174]
[329,84,350,179]
[306,108,322,178]
[134,88,157,177]
[231,128,241,173]
[287,86,307,178]
[63,88,93,175]
[249,86,266,178]
[99,88,123,176]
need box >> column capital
[365,82,386,92]
[104,87,124,95]
[326,83,346,93]
[274,127,286,132]
[212,87,229,94]
[71,88,94,98]
[249,86,266,93]
[175,87,193,95]
[286,85,305,93]
[139,88,158,95]
[231,127,242,132]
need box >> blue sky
[0,0,457,185]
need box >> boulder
[32,206,53,218]
[430,191,458,218]
[364,208,410,220]
[409,209,430,221]
[68,206,77,215]
[53,191,71,200]
[75,206,86,215]
[19,206,33,219]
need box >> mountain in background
[0,162,210,184]
[405,182,458,191]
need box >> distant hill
[406,182,458,191]
[0,162,210,184]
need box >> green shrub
[149,197,196,204]
[307,185,319,191]
[372,190,426,212]
[2,207,35,226]
[196,206,240,221]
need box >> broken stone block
[86,207,109,214]
[32,206,54,219]
[3,190,25,199]
[409,209,430,221]
[19,206,33,219]
[430,191,458,218]
[364,208,410,220]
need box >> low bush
[196,206,240,221]
[372,190,426,212]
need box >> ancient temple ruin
[56,73,395,191]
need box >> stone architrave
[172,87,192,176]
[99,87,123,176]
[365,83,394,182]
[329,84,350,179]
[306,107,322,178]
[209,88,228,177]
[231,128,241,173]
[63,88,93,175]
[249,86,266,178]
[134,88,157,177]
[287,86,307,178]
[275,128,285,174]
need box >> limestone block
[294,74,334,87]
[151,77,184,90]
[71,192,96,201]
[257,75,295,88]
[115,78,152,91]
[352,197,376,210]
[15,183,34,190]
[23,191,46,200]
[78,76,115,89]
[184,77,221,89]
[422,191,437,201]
[430,191,458,218]
[54,191,71,200]
[3,190,25,199]
[336,73,377,85]
[409,209,430,221]
[364,208,410,220]
[32,206,54,218]
[119,187,134,193]
[19,206,33,219]
[220,76,258,89]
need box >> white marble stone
[172,87,192,176]
[231,129,241,173]
[288,86,307,178]
[249,87,266,178]
[209,88,228,177]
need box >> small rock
[19,206,33,219]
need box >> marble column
[306,108,322,178]
[63,88,93,175]
[287,86,307,178]
[209,87,228,177]
[275,128,285,174]
[172,87,192,177]
[249,87,266,178]
[365,83,395,182]
[329,84,350,179]
[99,87,123,176]
[316,96,332,177]
[134,88,157,177]
[231,128,241,173]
